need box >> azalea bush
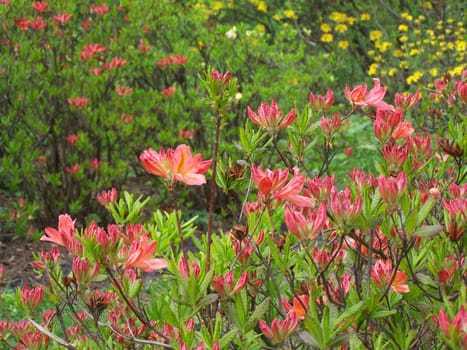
[1,67,466,349]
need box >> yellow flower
[398,24,408,31]
[212,1,223,11]
[388,67,398,76]
[368,63,378,75]
[335,24,348,33]
[406,71,423,84]
[414,29,421,35]
[256,24,265,32]
[447,18,454,24]
[456,40,466,52]
[375,41,392,53]
[338,40,349,49]
[393,49,404,57]
[401,12,413,21]
[445,28,452,34]
[368,50,376,57]
[284,10,297,20]
[257,1,267,12]
[360,13,371,21]
[346,16,356,25]
[399,61,408,69]
[273,14,282,21]
[321,33,333,43]
[370,30,382,41]
[429,68,438,77]
[424,1,432,9]
[409,49,420,56]
[447,42,454,50]
[320,23,332,33]
[399,35,408,43]
[329,11,347,23]
[449,64,465,76]
[426,29,434,37]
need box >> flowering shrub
[0,1,466,350]
[1,67,466,349]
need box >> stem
[272,135,291,170]
[206,111,222,271]
[172,189,187,261]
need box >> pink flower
[33,2,49,13]
[211,69,231,84]
[140,144,211,186]
[97,188,118,208]
[407,133,432,160]
[304,175,335,203]
[252,165,314,207]
[285,203,327,240]
[309,88,334,112]
[259,312,298,344]
[53,13,72,25]
[66,133,79,144]
[121,236,167,272]
[72,257,99,285]
[90,3,109,16]
[436,306,467,348]
[40,215,82,254]
[377,172,407,211]
[179,129,195,139]
[371,259,410,293]
[68,96,89,107]
[162,86,176,96]
[329,187,362,227]
[14,18,30,30]
[282,294,309,320]
[80,43,106,60]
[65,163,79,174]
[381,143,408,175]
[30,17,47,30]
[212,270,248,297]
[345,78,395,111]
[373,108,404,142]
[21,285,44,312]
[394,90,420,110]
[391,121,414,139]
[247,100,296,133]
[89,158,100,169]
[121,113,133,123]
[115,85,132,95]
[103,57,127,70]
[320,113,341,138]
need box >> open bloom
[282,294,309,319]
[345,78,395,111]
[80,43,106,60]
[329,187,362,228]
[121,236,167,272]
[252,165,314,207]
[40,214,82,255]
[140,144,211,186]
[285,203,327,240]
[259,312,298,344]
[247,100,296,133]
[371,259,410,293]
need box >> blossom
[65,163,79,174]
[371,259,410,293]
[391,121,414,139]
[40,214,82,255]
[282,294,309,319]
[247,100,296,133]
[90,3,109,16]
[53,13,72,25]
[80,43,106,60]
[140,144,211,186]
[381,143,408,175]
[72,257,99,285]
[309,88,334,112]
[345,78,395,111]
[436,306,467,348]
[21,284,44,312]
[89,158,100,169]
[179,129,195,139]
[115,85,132,95]
[285,203,327,240]
[121,236,167,272]
[103,57,127,70]
[394,90,420,109]
[68,96,89,107]
[212,270,248,298]
[252,165,314,207]
[162,86,176,96]
[121,113,133,123]
[320,113,341,138]
[65,134,79,145]
[33,2,49,13]
[329,187,362,227]
[97,188,118,208]
[259,312,298,344]
[30,17,47,30]
[211,69,231,84]
[377,172,407,211]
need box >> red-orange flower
[259,312,298,344]
[345,78,395,111]
[371,259,410,294]
[140,144,211,186]
[121,236,167,272]
[247,99,295,133]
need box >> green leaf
[370,310,396,319]
[299,331,320,348]
[412,225,443,237]
[246,297,270,331]
[417,196,436,226]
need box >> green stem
[172,189,187,261]
[206,111,222,271]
